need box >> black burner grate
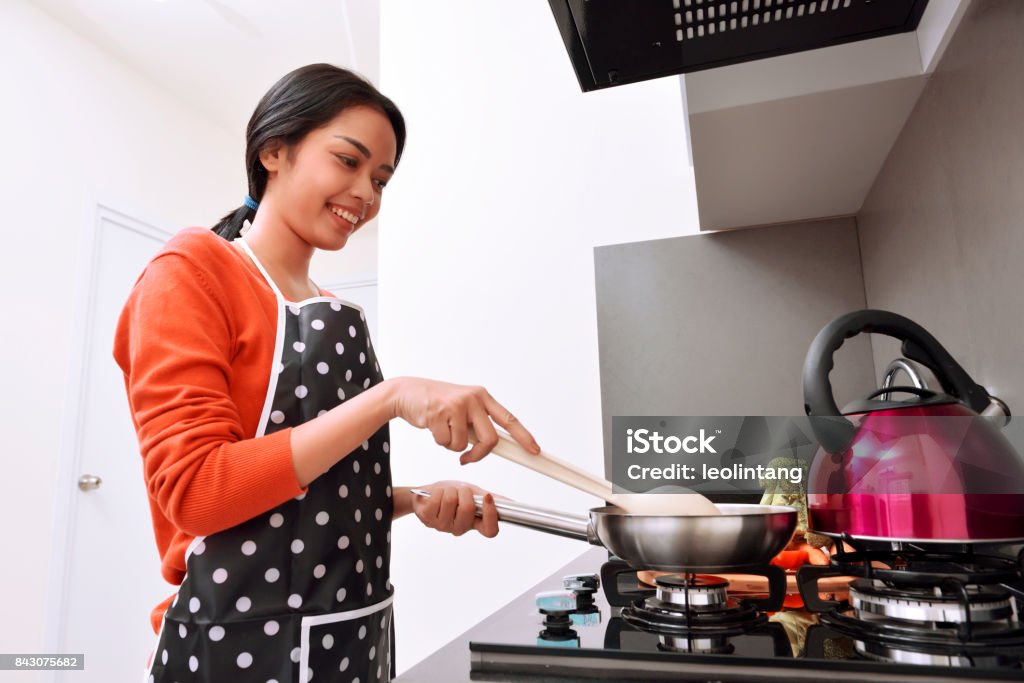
[622,596,766,635]
[798,538,1024,663]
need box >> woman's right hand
[388,377,540,463]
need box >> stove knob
[563,573,600,592]
[535,590,576,612]
[569,606,602,626]
[537,629,580,648]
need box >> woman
[114,63,540,683]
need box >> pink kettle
[802,310,1024,543]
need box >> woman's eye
[336,155,357,168]
[373,179,388,191]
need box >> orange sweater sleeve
[114,247,304,537]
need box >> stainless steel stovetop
[466,546,1024,682]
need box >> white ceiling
[30,0,380,132]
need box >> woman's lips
[328,209,352,231]
[328,204,360,225]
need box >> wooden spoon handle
[473,428,616,503]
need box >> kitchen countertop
[397,547,607,683]
[396,544,1024,683]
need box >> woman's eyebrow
[335,135,371,157]
[334,135,395,174]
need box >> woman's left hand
[411,480,500,538]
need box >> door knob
[78,474,102,491]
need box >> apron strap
[235,238,285,301]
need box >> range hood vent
[548,0,930,92]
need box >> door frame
[43,200,172,676]
[320,275,379,341]
[320,275,377,291]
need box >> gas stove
[614,571,794,659]
[466,544,1024,682]
[799,539,1024,670]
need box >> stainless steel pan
[410,490,797,572]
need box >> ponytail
[212,203,257,241]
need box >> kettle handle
[803,309,992,453]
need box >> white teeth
[329,206,359,225]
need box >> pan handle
[409,489,597,543]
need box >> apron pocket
[151,615,299,683]
[299,594,394,683]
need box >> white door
[49,206,174,682]
[48,213,383,682]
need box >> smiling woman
[112,64,542,683]
[251,105,397,260]
[212,65,404,250]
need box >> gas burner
[798,545,1024,616]
[621,596,765,634]
[655,574,730,609]
[850,579,1017,627]
[799,539,1024,669]
[600,558,788,613]
[621,573,767,637]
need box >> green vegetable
[759,458,831,548]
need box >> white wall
[0,0,240,665]
[0,0,698,673]
[379,2,701,673]
[319,223,379,285]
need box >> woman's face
[261,105,398,250]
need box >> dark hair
[212,64,406,240]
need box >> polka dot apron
[146,238,394,683]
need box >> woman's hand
[410,481,500,538]
[290,377,538,488]
[388,377,539,464]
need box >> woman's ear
[259,140,286,174]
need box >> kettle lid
[840,386,960,414]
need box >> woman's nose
[351,177,375,214]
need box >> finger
[461,482,513,502]
[448,407,469,453]
[481,393,540,454]
[428,415,452,448]
[413,487,440,521]
[473,492,499,538]
[461,404,497,464]
[452,486,476,537]
[437,486,459,532]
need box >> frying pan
[410,490,797,572]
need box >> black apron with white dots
[146,238,395,683]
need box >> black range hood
[548,0,931,92]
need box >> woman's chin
[316,225,353,250]
[325,234,350,251]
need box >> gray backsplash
[594,217,877,478]
[857,0,1023,413]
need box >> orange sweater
[113,228,311,633]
